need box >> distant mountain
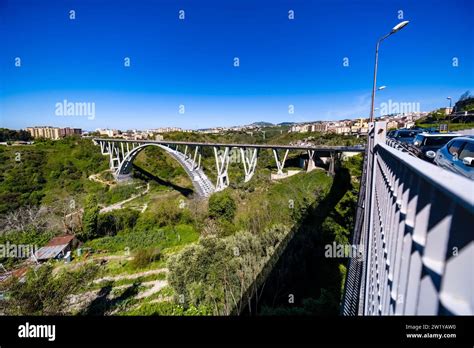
[277,122,296,126]
[250,121,274,127]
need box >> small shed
[33,235,80,261]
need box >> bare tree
[0,205,49,234]
[49,197,84,234]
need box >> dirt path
[88,171,115,186]
[100,182,150,213]
[135,280,168,299]
[54,254,133,274]
[93,268,168,284]
[68,268,170,314]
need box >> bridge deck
[93,138,365,152]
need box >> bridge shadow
[82,282,141,316]
[242,166,353,316]
[132,164,194,197]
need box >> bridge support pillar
[184,145,188,160]
[214,146,231,191]
[273,149,289,176]
[328,151,336,176]
[120,142,126,161]
[191,146,201,171]
[306,150,317,172]
[241,148,258,182]
[100,141,109,155]
[108,142,121,171]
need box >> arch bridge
[93,138,364,197]
[94,124,473,316]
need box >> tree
[0,264,98,315]
[0,205,49,234]
[208,191,237,223]
[454,91,474,113]
[80,195,99,241]
[458,90,471,102]
[0,128,33,142]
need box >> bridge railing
[342,121,473,316]
[385,137,421,158]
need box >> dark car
[391,129,422,144]
[387,130,396,138]
[412,133,461,161]
[433,136,474,180]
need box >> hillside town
[18,111,437,142]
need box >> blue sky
[1,0,473,130]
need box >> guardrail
[342,121,474,315]
[385,138,420,157]
[340,138,370,315]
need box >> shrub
[130,247,161,269]
[79,195,99,241]
[168,226,290,315]
[120,302,211,316]
[97,208,140,237]
[85,224,199,253]
[0,263,99,315]
[135,199,192,231]
[208,191,236,222]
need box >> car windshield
[397,131,416,138]
[459,142,474,160]
[425,136,458,146]
[414,135,424,145]
[448,140,464,155]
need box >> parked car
[412,133,461,162]
[390,129,422,143]
[433,136,474,179]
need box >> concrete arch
[115,143,214,197]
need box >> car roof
[419,132,462,137]
[448,136,474,142]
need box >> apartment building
[27,126,82,140]
[26,126,59,140]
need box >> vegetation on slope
[167,170,335,315]
[0,137,108,215]
[0,132,363,316]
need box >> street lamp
[447,96,452,131]
[369,21,410,122]
[374,107,380,118]
[378,86,387,91]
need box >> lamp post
[369,21,410,122]
[373,86,386,119]
[374,107,380,118]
